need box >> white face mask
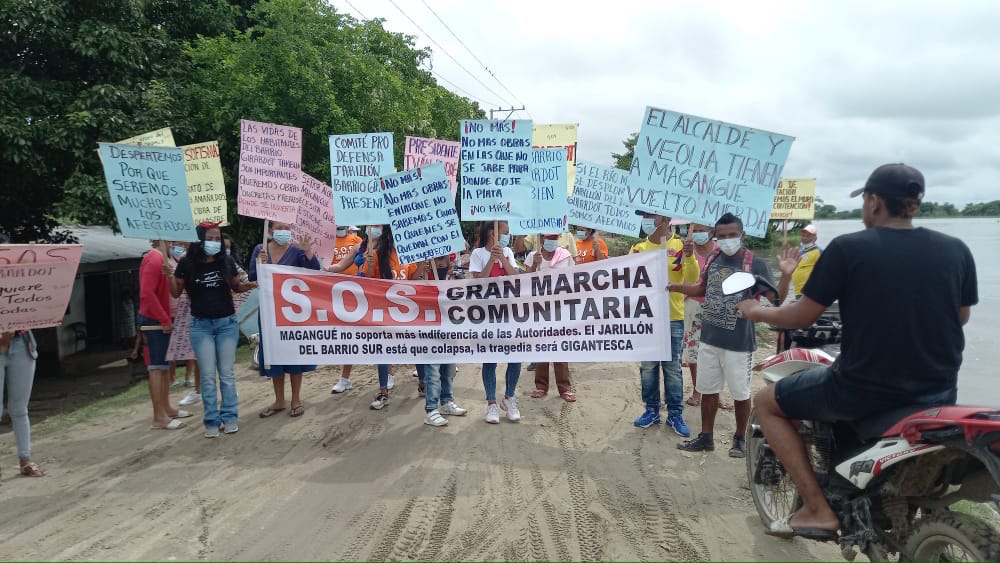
[717,238,742,256]
[640,218,657,235]
[336,228,348,237]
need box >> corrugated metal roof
[66,226,154,264]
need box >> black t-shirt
[174,256,239,319]
[802,227,978,398]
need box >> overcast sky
[331,0,999,209]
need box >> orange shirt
[332,234,363,275]
[575,238,609,264]
[370,250,418,280]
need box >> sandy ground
[0,359,843,561]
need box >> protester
[249,222,320,419]
[573,227,608,264]
[325,225,364,394]
[469,221,522,423]
[681,223,715,408]
[139,240,190,430]
[630,213,699,436]
[167,240,202,406]
[527,234,577,401]
[418,255,468,426]
[0,232,45,479]
[671,213,777,457]
[170,223,256,438]
[222,233,249,282]
[777,224,822,303]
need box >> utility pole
[489,106,525,120]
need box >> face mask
[336,227,348,237]
[370,227,383,239]
[575,229,587,240]
[436,268,450,280]
[498,233,510,248]
[542,239,559,252]
[272,230,292,246]
[691,232,711,245]
[641,218,657,235]
[203,241,222,256]
[170,246,185,258]
[717,238,742,256]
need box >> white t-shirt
[469,246,518,274]
[526,247,574,271]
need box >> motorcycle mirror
[722,271,756,296]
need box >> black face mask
[436,267,450,280]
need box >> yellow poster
[771,178,817,220]
[118,127,176,147]
[532,123,578,195]
[182,141,229,226]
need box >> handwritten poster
[382,162,464,264]
[404,136,460,198]
[182,141,229,226]
[626,107,795,237]
[165,294,196,362]
[295,173,337,264]
[509,148,569,235]
[770,178,817,220]
[98,144,199,241]
[532,124,578,195]
[237,119,302,224]
[569,161,643,236]
[459,119,533,220]
[330,132,395,225]
[119,127,176,147]
[0,244,83,332]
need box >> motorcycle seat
[846,404,939,442]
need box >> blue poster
[382,162,465,265]
[510,148,569,235]
[626,107,795,237]
[98,143,198,241]
[459,119,533,221]
[330,132,395,226]
[569,161,643,237]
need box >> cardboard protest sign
[770,178,817,220]
[0,244,83,332]
[257,251,669,365]
[532,123,578,195]
[235,288,259,340]
[569,161,643,236]
[382,162,464,264]
[165,294,196,362]
[182,141,229,226]
[330,132,395,225]
[98,144,199,241]
[295,173,337,264]
[459,119,533,220]
[237,119,302,224]
[119,127,176,147]
[404,136,460,198]
[509,148,569,235]
[626,107,795,237]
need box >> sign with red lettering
[404,136,460,197]
[0,245,83,332]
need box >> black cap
[850,163,925,198]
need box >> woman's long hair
[222,233,241,264]
[185,225,220,263]
[376,225,394,280]
[476,221,495,249]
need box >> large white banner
[257,252,670,365]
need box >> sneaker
[501,396,521,422]
[331,378,352,394]
[634,408,661,429]
[179,391,201,406]
[527,363,536,371]
[204,426,220,439]
[729,435,747,458]
[411,369,419,378]
[667,414,692,438]
[424,410,448,427]
[484,404,501,424]
[386,374,396,390]
[184,378,194,387]
[677,432,715,452]
[370,393,390,410]
[439,401,468,416]
[223,423,239,434]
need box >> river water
[811,218,999,406]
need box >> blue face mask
[575,229,587,240]
[272,230,292,246]
[692,232,711,245]
[498,233,510,248]
[641,218,657,235]
[542,239,559,252]
[336,228,348,237]
[370,227,383,239]
[170,246,185,258]
[203,241,222,256]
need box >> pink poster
[294,173,337,265]
[0,244,83,332]
[165,294,196,362]
[404,136,460,197]
[237,119,302,223]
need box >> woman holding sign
[249,222,320,419]
[573,227,609,265]
[469,221,523,424]
[169,223,257,438]
[527,234,577,402]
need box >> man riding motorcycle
[737,163,979,540]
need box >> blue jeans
[377,365,391,389]
[190,315,239,429]
[415,364,428,385]
[0,335,36,460]
[482,363,520,402]
[424,364,456,411]
[640,320,685,417]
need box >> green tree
[612,132,638,171]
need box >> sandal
[259,406,286,418]
[560,391,576,403]
[20,462,45,477]
[685,395,701,407]
[150,419,187,430]
[530,388,547,398]
[171,410,193,419]
[289,404,305,418]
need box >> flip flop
[150,419,187,430]
[766,516,839,541]
[259,407,286,418]
[172,410,193,419]
[289,405,305,418]
[20,462,46,477]
[685,396,701,407]
[530,388,547,398]
[560,391,577,403]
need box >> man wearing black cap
[737,163,979,539]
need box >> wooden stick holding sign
[260,219,270,370]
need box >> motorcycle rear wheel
[746,407,801,527]
[902,512,1000,562]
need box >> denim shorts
[137,314,170,371]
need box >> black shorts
[774,366,956,423]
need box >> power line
[385,0,513,107]
[429,68,501,108]
[418,0,527,109]
[343,0,367,20]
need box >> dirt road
[0,360,841,561]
